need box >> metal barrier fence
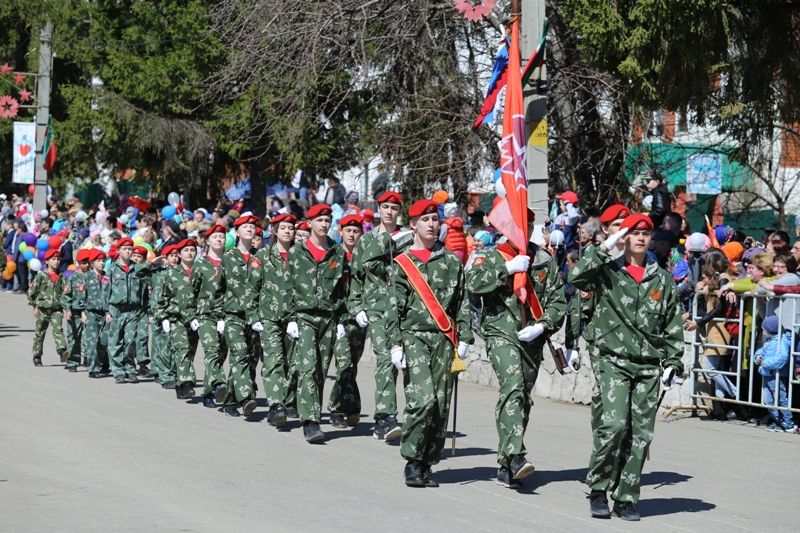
[689,291,800,416]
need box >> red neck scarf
[408,248,432,264]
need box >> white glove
[190,319,200,331]
[356,311,369,328]
[566,349,580,371]
[457,341,469,359]
[391,345,406,370]
[336,324,346,339]
[162,320,170,333]
[602,227,629,251]
[252,321,264,332]
[505,255,530,275]
[216,320,225,334]
[517,323,544,342]
[661,367,678,391]
[286,321,299,339]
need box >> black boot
[58,349,68,363]
[222,405,240,417]
[176,382,194,400]
[346,413,360,427]
[242,399,257,417]
[88,371,101,379]
[125,374,139,384]
[202,396,216,408]
[285,406,298,419]
[384,415,402,442]
[267,404,287,429]
[421,464,439,488]
[588,491,611,519]
[330,412,348,428]
[33,356,42,367]
[212,383,227,403]
[161,380,176,390]
[404,461,425,487]
[496,467,521,489]
[137,363,150,376]
[67,365,78,373]
[114,375,127,384]
[303,421,325,443]
[509,454,535,480]
[612,501,640,521]
[373,417,387,440]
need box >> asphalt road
[0,290,797,532]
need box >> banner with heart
[12,121,36,184]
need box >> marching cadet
[131,246,152,376]
[28,249,68,367]
[329,213,367,428]
[466,208,567,488]
[81,249,111,378]
[219,213,263,417]
[157,239,200,400]
[61,249,91,372]
[151,245,180,389]
[569,214,684,521]
[348,191,407,441]
[191,225,228,408]
[386,199,472,487]
[255,213,296,428]
[285,204,348,443]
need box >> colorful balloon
[22,249,34,261]
[36,238,50,252]
[161,205,177,219]
[225,233,235,251]
[6,260,16,273]
[48,236,63,250]
[21,232,37,247]
[28,258,42,271]
[18,242,27,252]
[167,192,180,207]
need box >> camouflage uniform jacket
[156,266,197,324]
[386,247,474,347]
[191,255,225,321]
[148,266,169,317]
[28,271,65,310]
[347,228,408,318]
[287,238,347,316]
[568,246,685,372]
[61,271,87,312]
[80,269,110,313]
[255,244,292,322]
[467,244,566,343]
[220,248,260,323]
[105,261,147,309]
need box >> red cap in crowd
[204,224,226,239]
[116,237,134,248]
[295,221,311,232]
[132,246,147,257]
[233,214,259,227]
[90,249,107,262]
[75,249,90,263]
[44,249,60,261]
[408,199,438,218]
[176,238,197,250]
[600,204,631,224]
[306,204,333,219]
[555,191,579,205]
[339,214,363,228]
[271,213,297,226]
[376,191,402,205]
[620,213,653,232]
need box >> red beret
[90,249,106,262]
[340,214,363,228]
[600,204,631,224]
[161,244,178,257]
[204,224,226,239]
[176,238,197,250]
[306,204,333,219]
[116,237,134,248]
[75,249,90,262]
[376,191,403,205]
[44,249,60,261]
[132,246,147,256]
[620,213,653,232]
[408,199,438,218]
[295,221,310,232]
[555,191,579,205]
[233,214,259,227]
[361,208,374,220]
[271,213,297,226]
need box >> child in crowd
[27,250,68,366]
[754,315,796,432]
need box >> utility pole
[33,21,53,212]
[517,0,549,221]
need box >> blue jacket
[754,332,792,378]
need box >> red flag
[487,19,542,320]
[705,215,720,248]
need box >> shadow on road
[438,447,496,462]
[641,471,693,488]
[435,466,498,484]
[0,324,34,338]
[526,468,588,491]
[638,497,716,517]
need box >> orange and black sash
[495,243,543,321]
[394,253,458,348]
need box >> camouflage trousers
[107,306,140,378]
[294,311,337,423]
[83,310,108,373]
[32,308,67,359]
[328,320,366,416]
[400,330,454,464]
[198,319,227,397]
[486,335,542,469]
[368,314,399,418]
[260,318,293,408]
[223,314,259,406]
[586,356,661,504]
[134,310,150,366]
[64,312,84,368]
[151,324,174,382]
[170,321,199,387]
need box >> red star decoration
[14,73,25,85]
[0,63,12,75]
[19,89,31,102]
